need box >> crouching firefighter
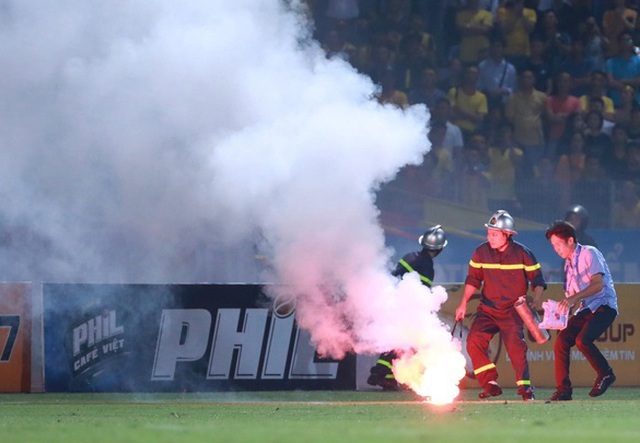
[367,225,448,391]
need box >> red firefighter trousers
[467,304,532,390]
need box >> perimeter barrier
[0,282,637,392]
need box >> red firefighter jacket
[465,239,547,310]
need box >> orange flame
[392,339,467,405]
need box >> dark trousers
[467,305,530,388]
[554,305,617,391]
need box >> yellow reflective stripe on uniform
[399,259,414,272]
[469,260,541,272]
[399,259,433,286]
[516,380,531,386]
[384,374,395,380]
[473,363,497,375]
[377,359,393,370]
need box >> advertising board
[43,284,355,392]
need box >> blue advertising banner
[43,284,356,392]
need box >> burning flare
[378,282,468,405]
[393,342,467,405]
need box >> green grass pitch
[0,388,639,442]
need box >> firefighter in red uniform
[367,225,448,391]
[455,210,546,401]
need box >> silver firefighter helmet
[485,210,517,234]
[419,225,448,250]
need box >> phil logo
[71,309,125,374]
[151,308,339,381]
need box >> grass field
[1,388,639,443]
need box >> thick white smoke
[0,0,465,396]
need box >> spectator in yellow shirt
[505,70,547,172]
[497,0,536,71]
[456,0,494,65]
[448,66,488,136]
[579,71,615,121]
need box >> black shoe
[589,373,616,397]
[519,387,535,401]
[367,373,399,391]
[478,382,503,399]
[547,390,573,401]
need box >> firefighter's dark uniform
[367,249,435,390]
[465,238,546,394]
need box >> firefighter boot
[478,381,503,399]
[547,389,572,401]
[519,386,535,401]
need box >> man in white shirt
[545,220,619,401]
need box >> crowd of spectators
[306,0,640,228]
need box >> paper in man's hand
[538,299,568,330]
